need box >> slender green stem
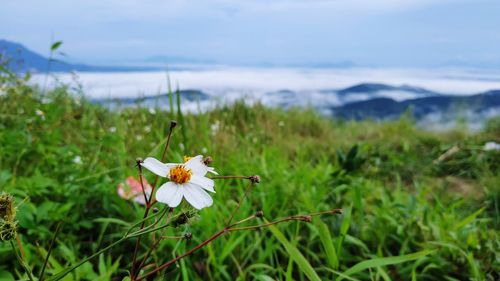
[40,221,63,281]
[10,240,35,281]
[49,237,128,281]
[47,209,171,281]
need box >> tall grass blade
[166,71,174,115]
[336,206,352,258]
[267,224,321,281]
[338,249,436,281]
[317,221,339,269]
[454,207,485,230]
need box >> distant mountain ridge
[337,83,439,96]
[0,39,160,72]
[331,90,500,120]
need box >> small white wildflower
[484,141,500,151]
[136,135,143,141]
[210,120,220,136]
[144,125,151,133]
[41,97,51,104]
[148,107,156,115]
[35,109,45,120]
[179,143,185,151]
[73,156,82,164]
[109,127,117,133]
[202,147,208,154]
[141,155,217,209]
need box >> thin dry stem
[135,209,342,281]
[131,121,176,280]
[226,181,253,226]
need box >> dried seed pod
[0,220,17,241]
[0,193,15,221]
[249,175,261,184]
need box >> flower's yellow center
[183,156,193,162]
[169,165,192,184]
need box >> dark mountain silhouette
[337,83,440,96]
[0,39,159,72]
[94,89,210,108]
[332,90,500,120]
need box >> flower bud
[172,211,196,228]
[255,210,264,218]
[203,156,213,165]
[183,232,193,240]
[170,121,177,130]
[249,175,261,184]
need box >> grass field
[1,72,499,281]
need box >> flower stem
[135,209,342,281]
[131,121,176,280]
[226,181,253,226]
[10,240,35,281]
[49,236,128,281]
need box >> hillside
[0,39,159,72]
[332,90,500,120]
[1,72,499,280]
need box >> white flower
[73,156,82,164]
[148,107,156,115]
[109,127,117,133]
[484,141,500,151]
[141,155,217,210]
[210,121,220,136]
[35,109,45,120]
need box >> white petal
[155,182,183,207]
[141,157,170,177]
[207,167,219,175]
[184,155,208,175]
[190,175,215,193]
[183,183,213,210]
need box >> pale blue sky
[1,0,499,67]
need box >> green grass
[0,73,499,280]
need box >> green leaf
[316,221,339,269]
[51,41,63,51]
[336,206,352,258]
[93,218,130,227]
[454,207,485,230]
[338,249,436,280]
[267,223,321,281]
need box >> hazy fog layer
[34,67,500,100]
